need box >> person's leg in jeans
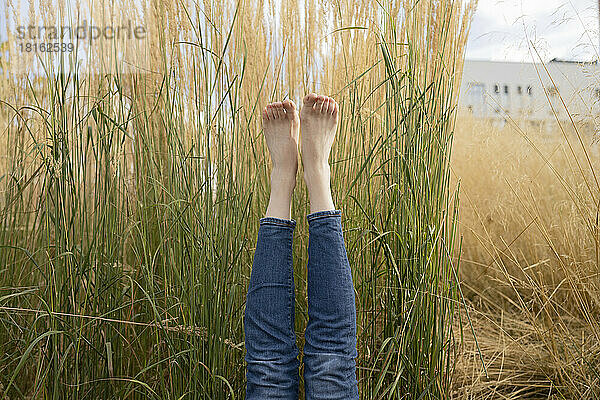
[300,94,359,399]
[244,100,301,399]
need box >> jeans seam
[338,227,356,348]
[288,234,295,342]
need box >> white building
[459,59,600,127]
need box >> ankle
[265,170,296,220]
[271,168,297,194]
[303,164,335,213]
[303,161,330,186]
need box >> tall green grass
[0,1,475,398]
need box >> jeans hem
[259,216,297,228]
[306,209,342,222]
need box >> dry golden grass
[451,115,600,398]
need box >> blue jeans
[244,210,359,399]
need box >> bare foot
[262,100,300,219]
[300,93,339,213]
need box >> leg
[244,100,301,399]
[300,94,359,399]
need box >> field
[452,116,600,398]
[0,0,599,399]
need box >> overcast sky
[466,0,599,61]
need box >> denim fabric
[244,210,358,400]
[244,216,300,399]
[303,210,359,400]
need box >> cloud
[466,0,598,62]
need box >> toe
[266,105,275,120]
[262,108,270,121]
[332,102,339,117]
[274,109,281,119]
[282,99,297,119]
[274,102,284,119]
[303,93,318,108]
[325,98,336,114]
[314,95,326,113]
[282,99,296,112]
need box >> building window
[504,85,509,94]
[527,85,533,96]
[517,86,522,95]
[494,84,500,94]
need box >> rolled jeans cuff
[306,209,342,223]
[259,216,297,229]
